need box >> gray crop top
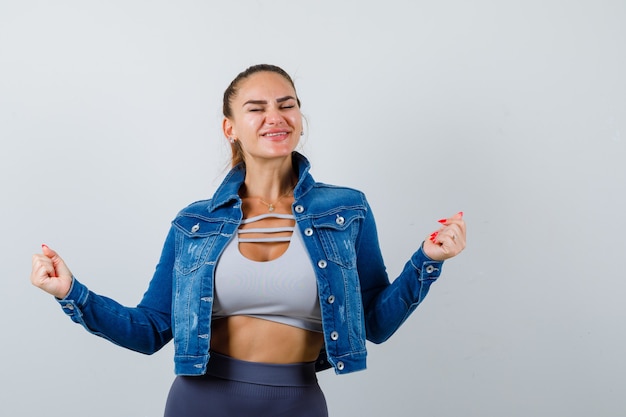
[212,214,323,332]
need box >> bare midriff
[210,316,325,363]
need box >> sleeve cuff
[57,276,90,320]
[412,245,444,281]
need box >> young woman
[30,64,467,416]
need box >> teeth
[265,132,287,137]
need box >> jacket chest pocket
[312,209,364,269]
[173,216,224,275]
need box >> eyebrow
[242,96,297,106]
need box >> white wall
[1,1,625,416]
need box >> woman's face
[223,71,303,163]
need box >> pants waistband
[205,352,318,387]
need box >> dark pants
[164,352,328,417]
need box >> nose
[265,106,285,125]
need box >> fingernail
[437,218,447,224]
[42,244,48,249]
[458,211,464,217]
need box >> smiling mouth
[262,132,290,139]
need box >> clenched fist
[422,211,467,261]
[31,244,73,299]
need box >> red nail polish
[437,218,447,224]
[458,211,464,217]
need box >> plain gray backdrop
[2,1,625,416]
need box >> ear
[222,117,235,139]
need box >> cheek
[289,113,303,129]
[238,117,262,134]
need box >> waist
[205,352,318,387]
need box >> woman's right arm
[30,230,175,355]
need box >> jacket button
[330,331,339,340]
[317,260,327,269]
[327,295,335,304]
[425,265,435,273]
[335,216,345,225]
[191,223,200,233]
[295,205,304,213]
[337,361,345,371]
[304,228,313,236]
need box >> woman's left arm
[358,205,466,344]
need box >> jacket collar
[207,152,314,213]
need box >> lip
[260,129,291,141]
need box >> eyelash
[249,105,295,112]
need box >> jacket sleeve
[357,199,444,344]
[56,228,175,354]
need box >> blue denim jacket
[58,152,444,376]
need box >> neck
[241,156,296,202]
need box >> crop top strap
[238,213,296,243]
[241,213,295,224]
